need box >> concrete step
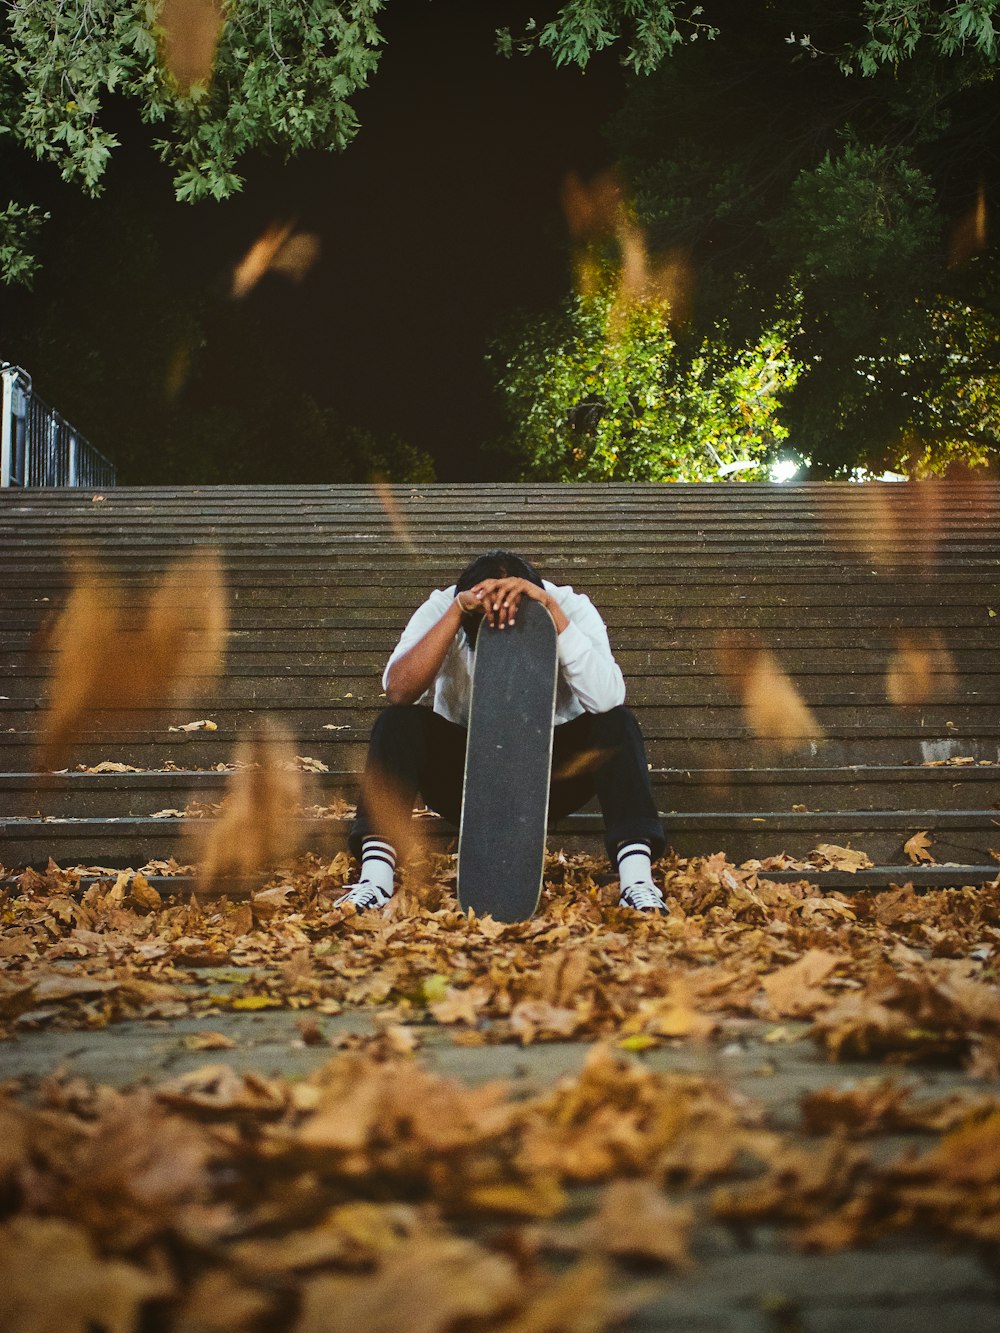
[3,765,996,818]
[3,732,998,773]
[2,808,998,873]
[3,677,991,711]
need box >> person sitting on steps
[336,549,667,914]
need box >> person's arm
[551,589,626,714]
[383,589,480,705]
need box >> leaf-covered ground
[4,850,1000,1067]
[3,851,1000,1330]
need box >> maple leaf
[903,830,936,864]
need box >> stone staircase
[2,481,999,889]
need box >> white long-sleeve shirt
[382,580,626,728]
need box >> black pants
[349,703,665,862]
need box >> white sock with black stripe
[359,837,397,896]
[616,840,653,892]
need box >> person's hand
[469,576,553,629]
[454,589,485,615]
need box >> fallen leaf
[809,843,874,873]
[296,1233,520,1333]
[0,1215,168,1333]
[762,950,841,1018]
[903,831,936,865]
[183,1031,236,1051]
[580,1179,692,1266]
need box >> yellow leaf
[618,1033,659,1052]
[420,974,450,1004]
[230,995,283,1011]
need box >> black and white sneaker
[333,880,393,912]
[619,881,667,914]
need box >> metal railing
[1,364,116,488]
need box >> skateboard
[457,596,558,921]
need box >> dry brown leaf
[763,950,842,1018]
[38,551,228,770]
[0,1216,168,1333]
[295,1233,520,1333]
[358,757,425,864]
[886,630,958,706]
[182,1031,236,1052]
[429,985,492,1025]
[174,1267,274,1333]
[717,633,823,752]
[129,873,162,912]
[819,483,942,573]
[949,180,989,268]
[230,1202,421,1276]
[809,843,874,872]
[504,1257,641,1333]
[903,830,936,865]
[509,999,589,1044]
[157,1064,287,1116]
[270,232,321,282]
[581,1179,692,1266]
[626,980,717,1039]
[158,0,226,92]
[801,1080,1000,1137]
[194,718,306,892]
[231,221,320,299]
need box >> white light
[770,459,799,483]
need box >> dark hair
[454,549,544,647]
[455,549,544,593]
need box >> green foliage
[498,0,1000,73]
[0,200,48,285]
[849,1,998,73]
[780,143,940,291]
[1,0,384,271]
[793,285,1000,477]
[497,2,717,74]
[494,281,801,481]
[598,4,999,478]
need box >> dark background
[1,1,624,481]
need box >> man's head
[455,549,544,595]
[455,550,543,646]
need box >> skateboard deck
[457,597,558,922]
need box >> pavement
[3,994,998,1333]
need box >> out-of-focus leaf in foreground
[38,549,228,771]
